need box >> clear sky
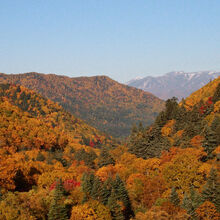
[0,0,220,82]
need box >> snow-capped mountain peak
[126,71,220,100]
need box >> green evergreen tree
[202,168,220,212]
[182,192,191,212]
[128,125,170,159]
[91,177,103,201]
[81,173,95,202]
[213,83,220,103]
[98,147,115,168]
[74,149,97,168]
[48,179,68,220]
[181,186,202,219]
[170,187,180,206]
[107,189,124,220]
[189,186,203,214]
[113,175,134,219]
[164,97,179,120]
[101,178,112,205]
[211,116,220,147]
[155,111,167,128]
[203,125,218,158]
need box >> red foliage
[89,140,95,148]
[199,97,213,115]
[49,179,80,191]
[207,97,213,105]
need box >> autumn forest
[0,74,219,220]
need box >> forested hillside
[0,72,164,137]
[0,84,109,151]
[128,76,220,159]
[0,79,219,220]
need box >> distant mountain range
[0,72,164,137]
[127,71,220,100]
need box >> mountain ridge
[127,71,220,100]
[0,72,164,137]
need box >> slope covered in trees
[0,72,164,137]
[0,79,219,219]
[128,76,220,160]
[0,84,110,151]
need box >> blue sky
[0,0,220,82]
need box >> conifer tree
[107,189,124,220]
[182,186,202,219]
[213,83,220,103]
[81,173,95,202]
[101,179,112,205]
[113,175,134,219]
[98,147,115,168]
[202,168,220,212]
[170,187,180,206]
[48,179,68,220]
[189,186,203,213]
[203,125,218,158]
[91,176,103,201]
[182,192,191,212]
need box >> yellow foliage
[190,135,204,148]
[214,100,220,113]
[162,148,206,193]
[161,120,175,137]
[96,165,117,182]
[135,207,170,220]
[0,192,36,220]
[183,76,220,109]
[70,200,111,220]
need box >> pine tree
[213,83,220,103]
[211,116,220,146]
[98,147,115,168]
[182,192,191,213]
[181,187,202,219]
[170,187,180,206]
[107,189,124,220]
[202,168,220,212]
[164,97,179,120]
[91,177,103,201]
[189,186,202,214]
[81,173,95,202]
[48,179,68,220]
[203,125,218,158]
[113,175,134,219]
[101,178,112,205]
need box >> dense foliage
[0,72,164,137]
[0,77,219,219]
[128,77,220,160]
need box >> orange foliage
[96,165,117,182]
[190,135,204,148]
[196,201,220,220]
